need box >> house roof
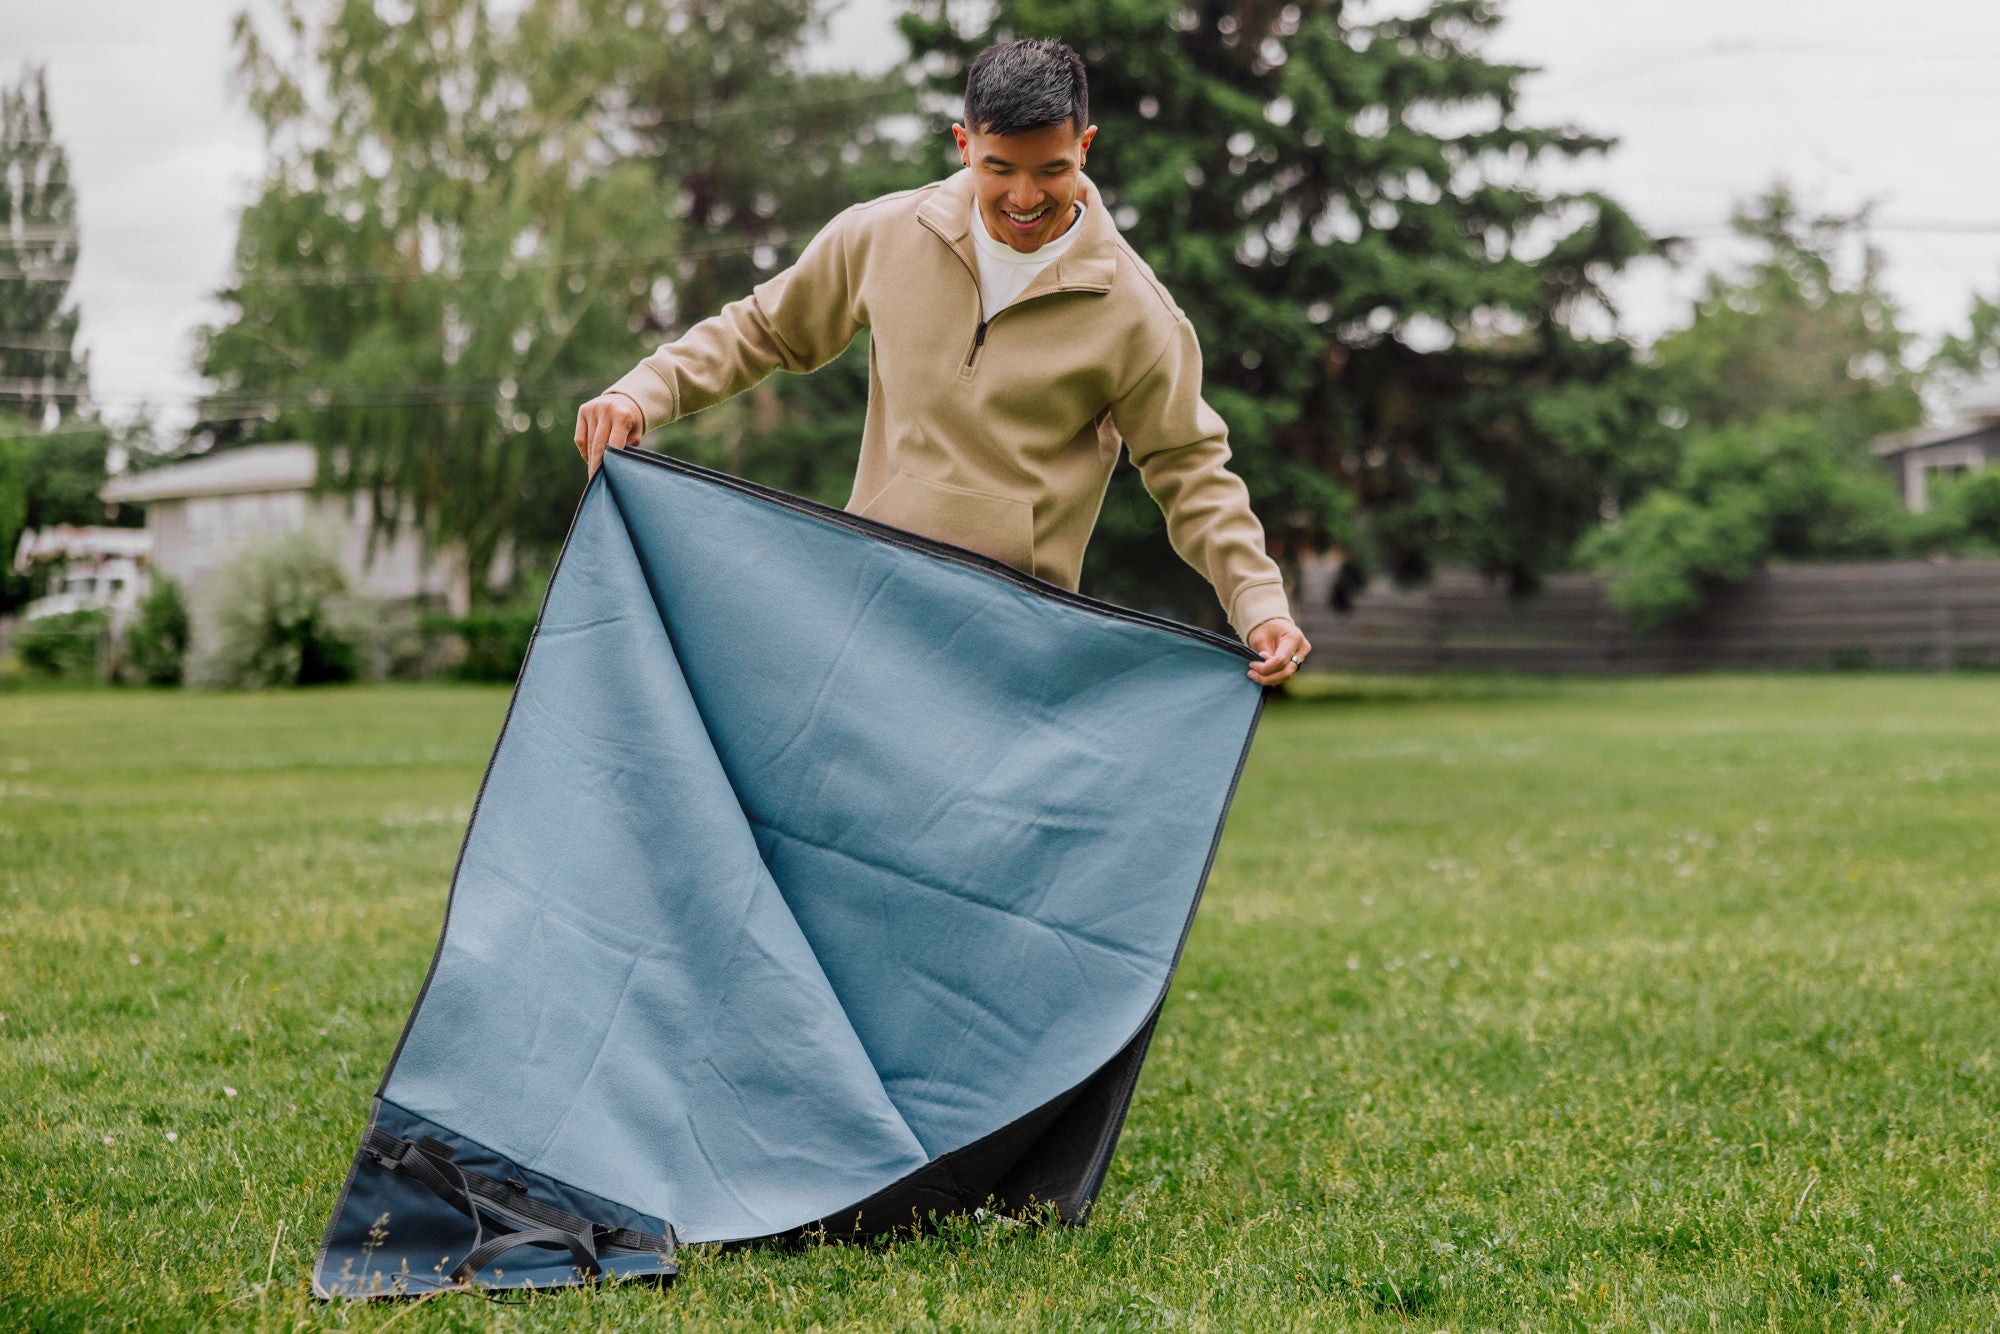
[101,442,321,504]
[1871,419,2000,458]
[1873,382,2000,458]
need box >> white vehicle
[14,526,152,626]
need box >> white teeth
[1003,207,1047,223]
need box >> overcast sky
[5,0,1999,435]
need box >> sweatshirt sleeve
[1110,315,1292,640]
[604,209,864,431]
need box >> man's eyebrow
[979,154,1076,169]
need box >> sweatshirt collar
[917,168,1118,295]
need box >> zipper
[959,261,1098,374]
[927,199,1101,378]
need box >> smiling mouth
[1001,205,1050,226]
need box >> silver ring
[1288,653,1304,667]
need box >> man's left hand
[1245,617,1311,687]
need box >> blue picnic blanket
[313,446,1263,1296]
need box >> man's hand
[574,392,645,476]
[1245,617,1311,687]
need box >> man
[575,38,1311,685]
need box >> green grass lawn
[3,675,1999,1331]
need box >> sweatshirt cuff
[1228,580,1292,641]
[605,362,677,434]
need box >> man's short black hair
[963,38,1088,139]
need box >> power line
[0,84,908,154]
[632,84,910,128]
[0,423,122,442]
[0,374,616,412]
[13,214,1999,295]
[1582,85,2000,107]
[1521,38,2000,97]
[0,227,817,288]
[1656,218,2000,239]
[12,188,2000,285]
[0,333,83,351]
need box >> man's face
[952,119,1098,254]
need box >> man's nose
[1005,181,1045,210]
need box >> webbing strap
[363,1128,677,1281]
[454,1226,600,1284]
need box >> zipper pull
[974,321,988,347]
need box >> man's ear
[951,123,970,168]
[1077,124,1097,164]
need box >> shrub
[422,569,549,683]
[15,608,108,680]
[1931,469,2000,552]
[121,576,190,685]
[1582,414,1917,627]
[185,530,365,688]
[425,606,538,682]
[351,596,430,682]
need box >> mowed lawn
[3,675,1999,1331]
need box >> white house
[99,442,498,614]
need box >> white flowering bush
[184,529,369,688]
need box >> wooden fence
[1297,559,2000,674]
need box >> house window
[1906,445,1988,512]
[227,494,263,536]
[188,497,224,569]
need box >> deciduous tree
[199,0,911,599]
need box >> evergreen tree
[0,63,87,429]
[902,0,1671,621]
[0,63,122,614]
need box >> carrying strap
[455,1226,599,1282]
[364,1128,676,1284]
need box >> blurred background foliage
[1587,188,2000,625]
[9,0,2000,637]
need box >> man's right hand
[574,392,644,476]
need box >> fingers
[574,402,603,475]
[1246,625,1311,687]
[575,397,641,477]
[587,401,615,475]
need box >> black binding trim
[612,446,1262,661]
[372,469,611,1094]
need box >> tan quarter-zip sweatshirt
[604,168,1292,639]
